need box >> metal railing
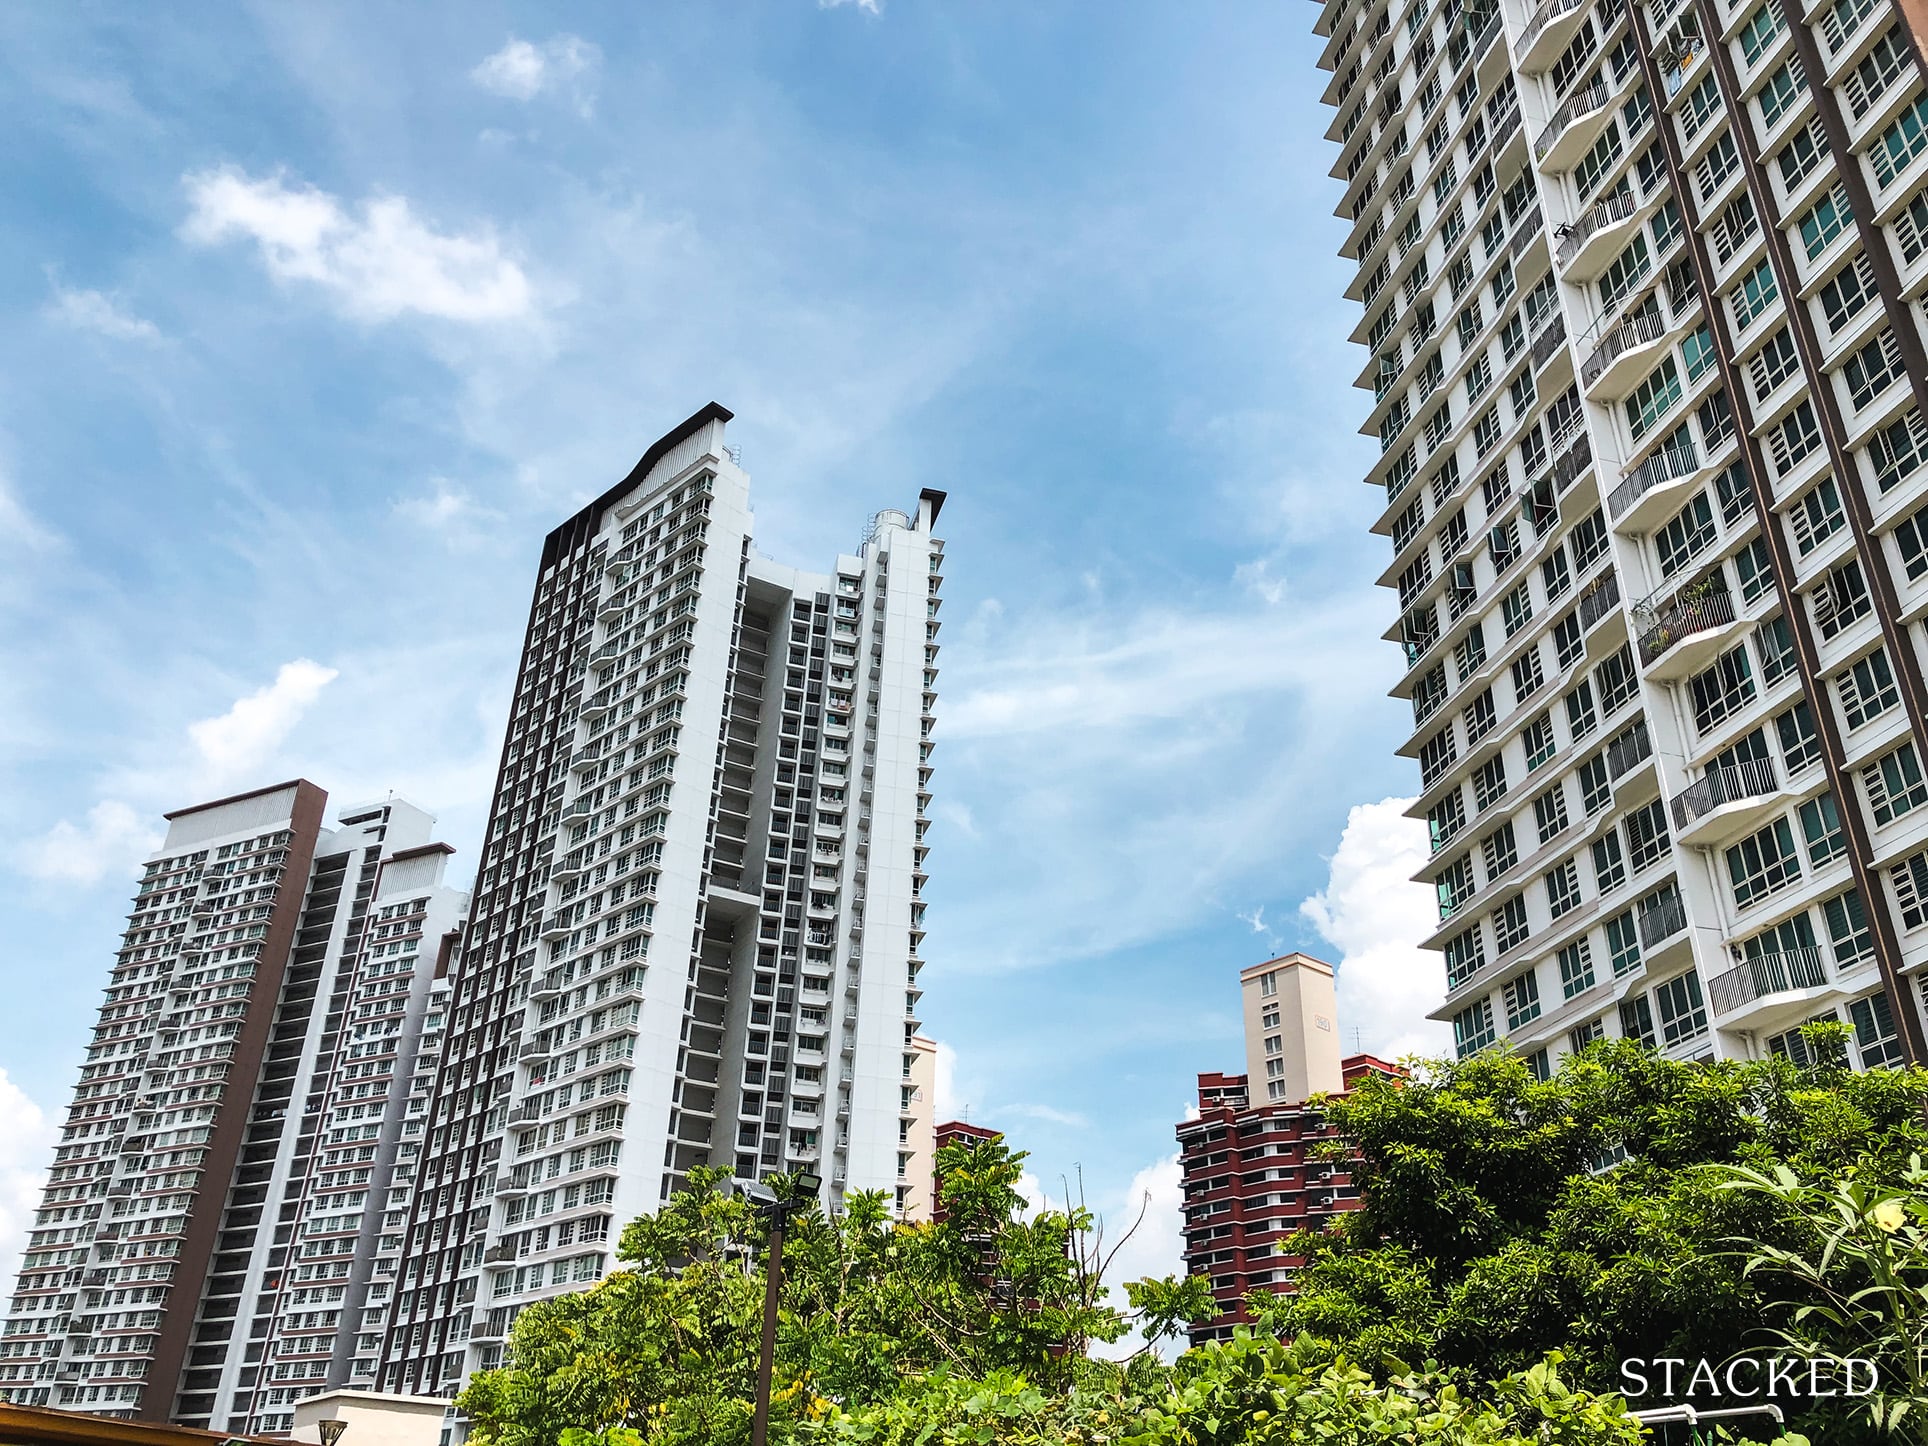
[1582,306,1668,388]
[1708,947,1827,1014]
[1639,590,1737,664]
[1558,190,1637,267]
[1670,756,1779,831]
[1578,569,1622,629]
[1535,80,1611,160]
[1608,719,1653,779]
[1519,0,1589,59]
[1530,312,1569,370]
[1608,440,1700,518]
[1637,890,1687,949]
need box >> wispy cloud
[16,801,160,885]
[187,659,340,788]
[0,472,59,554]
[180,166,534,323]
[998,1102,1090,1129]
[1301,796,1452,1060]
[819,0,883,12]
[393,480,501,548]
[45,285,162,343]
[0,1070,55,1300]
[470,35,601,113]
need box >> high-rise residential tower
[1318,0,1928,1073]
[379,404,943,1401]
[0,785,465,1436]
[1175,955,1399,1342]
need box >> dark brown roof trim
[920,488,948,525]
[161,778,315,822]
[388,842,457,863]
[540,402,735,570]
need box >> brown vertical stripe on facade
[1627,0,1928,1061]
[141,780,330,1420]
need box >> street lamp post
[748,1168,822,1446]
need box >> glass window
[1606,910,1642,976]
[1655,971,1709,1045]
[1559,939,1596,998]
[1800,792,1847,866]
[1726,818,1803,907]
[1503,968,1542,1029]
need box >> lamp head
[793,1169,823,1196]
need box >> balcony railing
[1519,0,1589,60]
[1578,568,1622,630]
[1510,205,1545,259]
[1670,757,1780,832]
[1607,718,1653,779]
[1529,312,1569,370]
[1708,947,1827,1015]
[1609,440,1700,518]
[1558,191,1637,268]
[1581,306,1668,388]
[1637,890,1687,949]
[1639,590,1737,664]
[1535,81,1611,161]
[1552,431,1594,493]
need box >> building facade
[1175,955,1399,1342]
[0,785,466,1438]
[378,404,944,1401]
[1316,0,1928,1073]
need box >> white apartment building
[1316,0,1928,1073]
[379,404,943,1402]
[0,785,467,1438]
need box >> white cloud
[1092,1151,1187,1359]
[1301,796,1453,1060]
[470,35,600,112]
[17,800,160,885]
[393,481,501,548]
[181,166,534,324]
[999,1103,1090,1129]
[819,0,883,12]
[187,659,340,786]
[0,473,58,553]
[0,1071,54,1298]
[46,286,162,343]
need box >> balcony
[1517,0,1592,71]
[1637,890,1687,951]
[1557,191,1643,280]
[1670,758,1788,849]
[1577,569,1622,632]
[1581,307,1672,399]
[1536,81,1616,171]
[1638,590,1743,680]
[1707,947,1829,1018]
[1607,719,1653,781]
[1610,440,1703,533]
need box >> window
[1503,968,1541,1028]
[1898,502,1928,582]
[1455,624,1488,682]
[1570,507,1610,571]
[1571,1017,1606,1052]
[1800,792,1846,866]
[1414,663,1450,724]
[1511,645,1546,703]
[1542,544,1572,600]
[1473,755,1509,812]
[1690,645,1758,734]
[1525,712,1557,770]
[1559,939,1596,998]
[1813,558,1872,638]
[1726,818,1803,907]
[1626,800,1671,872]
[1776,118,1828,192]
[1493,895,1531,954]
[1697,130,1740,203]
[1777,700,1822,772]
[1749,327,1800,401]
[1473,407,1502,457]
[1620,994,1657,1048]
[1735,538,1775,606]
[1838,647,1899,728]
[1738,0,1783,63]
[1446,927,1488,988]
[1866,408,1928,493]
[1681,74,1723,140]
[1579,752,1612,813]
[1606,910,1642,976]
[1818,252,1876,335]
[1258,971,1277,998]
[1465,687,1498,743]
[1872,95,1928,188]
[1769,400,1822,476]
[1546,858,1582,918]
[1849,992,1906,1068]
[1797,185,1853,259]
[1438,854,1476,919]
[1655,493,1716,577]
[1566,679,1598,739]
[1842,330,1905,411]
[1848,27,1908,119]
[1655,971,1709,1045]
[1553,610,1584,670]
[1682,324,1717,383]
[1420,727,1459,787]
[1534,782,1570,842]
[1864,741,1928,824]
[1757,59,1806,129]
[1828,887,1877,962]
[1453,997,1496,1057]
[1592,830,1628,893]
[1599,234,1652,316]
[1788,475,1845,554]
[1483,821,1520,877]
[1746,621,1794,692]
[1730,261,1779,331]
[1627,357,1684,442]
[1501,583,1533,637]
[1596,643,1639,714]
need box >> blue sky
[0,1,1449,1291]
